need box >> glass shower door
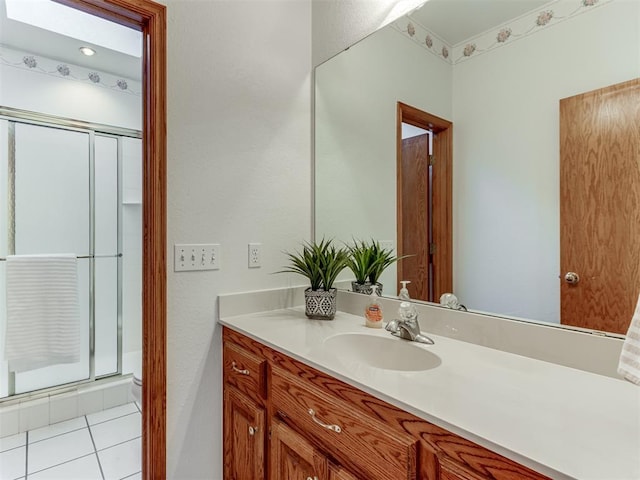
[9,122,91,393]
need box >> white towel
[4,254,81,373]
[618,294,640,385]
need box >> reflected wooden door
[401,133,431,301]
[560,78,640,334]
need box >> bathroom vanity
[219,300,639,480]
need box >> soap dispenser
[364,284,384,328]
[398,280,411,301]
[398,281,417,319]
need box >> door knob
[564,272,580,285]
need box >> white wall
[452,0,640,322]
[0,45,141,130]
[315,24,451,290]
[165,0,311,477]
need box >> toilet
[131,354,142,407]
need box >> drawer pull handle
[306,477,318,480]
[231,361,250,376]
[308,409,342,433]
[248,426,257,436]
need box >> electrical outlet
[248,243,261,268]
[174,244,220,271]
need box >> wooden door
[271,420,328,480]
[560,78,640,334]
[223,387,266,480]
[329,463,359,480]
[401,133,431,301]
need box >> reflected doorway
[397,102,452,302]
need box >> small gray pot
[351,281,383,296]
[304,288,337,320]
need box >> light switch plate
[174,244,220,271]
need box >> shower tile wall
[0,379,133,438]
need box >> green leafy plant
[346,239,411,285]
[345,239,377,284]
[278,239,348,291]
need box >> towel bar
[0,253,122,261]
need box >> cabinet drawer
[271,367,417,480]
[223,342,266,402]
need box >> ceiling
[0,0,141,80]
[410,0,551,46]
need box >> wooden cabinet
[329,464,360,480]
[222,327,550,480]
[223,387,265,480]
[271,420,328,480]
[271,366,416,479]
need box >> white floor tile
[90,412,141,451]
[27,428,94,474]
[28,454,102,480]
[122,472,142,480]
[29,417,86,443]
[0,445,26,480]
[0,432,25,453]
[86,403,137,426]
[98,437,141,480]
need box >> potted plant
[346,239,409,295]
[278,239,348,320]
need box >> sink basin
[323,333,441,372]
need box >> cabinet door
[224,387,265,480]
[271,420,328,480]
[439,457,486,480]
[329,464,359,480]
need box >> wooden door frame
[397,102,452,300]
[57,0,166,478]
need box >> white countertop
[220,308,640,480]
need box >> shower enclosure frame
[0,105,142,400]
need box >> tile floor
[0,403,141,480]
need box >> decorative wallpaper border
[0,45,141,97]
[390,15,453,64]
[391,0,614,65]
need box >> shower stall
[0,106,141,400]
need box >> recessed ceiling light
[79,47,96,56]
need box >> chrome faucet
[385,308,434,345]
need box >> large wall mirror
[315,0,639,336]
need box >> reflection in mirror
[315,0,640,335]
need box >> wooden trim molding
[55,1,167,478]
